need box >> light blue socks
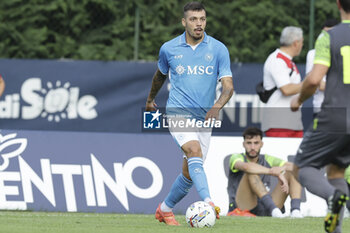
[164,173,193,208]
[163,157,211,209]
[187,157,211,201]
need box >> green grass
[0,211,349,233]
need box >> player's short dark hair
[183,2,205,16]
[339,0,350,13]
[243,127,263,140]
[322,18,339,28]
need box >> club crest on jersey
[205,53,213,62]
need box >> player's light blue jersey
[158,32,232,120]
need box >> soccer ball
[185,201,216,228]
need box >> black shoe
[324,190,348,233]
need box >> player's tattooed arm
[146,69,167,111]
[216,77,234,108]
[206,76,233,120]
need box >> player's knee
[247,174,262,185]
[292,165,300,181]
[284,170,293,180]
[185,146,202,158]
[247,173,259,179]
[327,164,346,179]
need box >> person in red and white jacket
[261,26,304,138]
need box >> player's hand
[145,100,157,112]
[290,95,301,112]
[205,107,220,121]
[278,174,289,194]
[269,167,285,177]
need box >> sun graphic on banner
[40,80,71,122]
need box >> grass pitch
[0,211,349,233]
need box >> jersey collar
[179,31,209,46]
[276,48,292,60]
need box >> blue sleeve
[157,44,169,75]
[217,44,232,80]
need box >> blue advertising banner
[0,129,201,213]
[0,59,312,134]
[0,59,167,133]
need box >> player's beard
[192,36,203,41]
[189,34,203,42]
[192,33,203,41]
[245,150,260,159]
[190,28,203,41]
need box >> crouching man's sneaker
[155,204,180,226]
[227,208,256,217]
[290,209,303,218]
[324,190,348,233]
[271,207,284,218]
[209,201,221,219]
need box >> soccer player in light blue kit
[145,2,233,226]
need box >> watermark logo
[142,108,222,131]
[143,110,162,129]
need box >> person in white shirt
[305,19,339,117]
[262,26,304,137]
